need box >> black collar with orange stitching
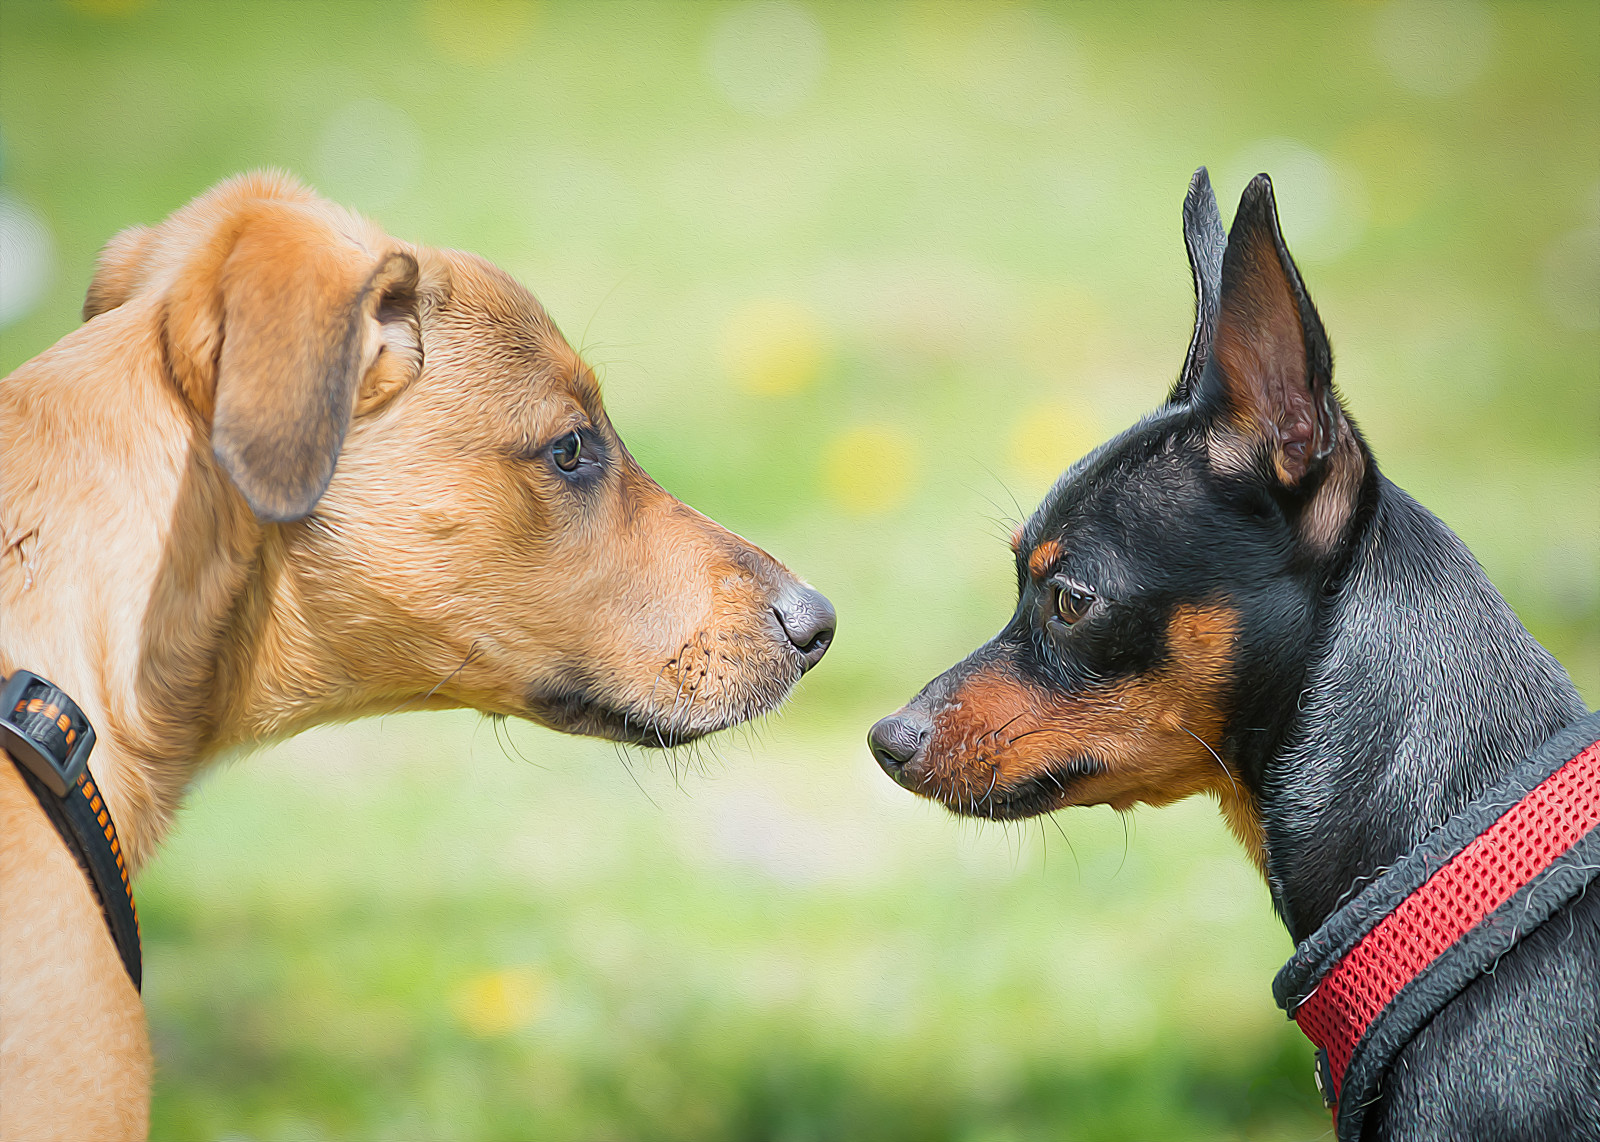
[2,670,141,990]
[1274,709,1600,1140]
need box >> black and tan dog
[869,170,1598,1139]
[0,171,833,1140]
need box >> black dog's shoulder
[1374,886,1600,1141]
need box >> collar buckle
[1,670,97,797]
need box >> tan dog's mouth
[525,684,707,748]
[512,580,833,749]
[524,646,810,749]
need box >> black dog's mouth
[943,755,1107,820]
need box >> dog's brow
[571,369,603,421]
[1028,540,1061,580]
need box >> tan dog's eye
[551,431,583,472]
[1054,584,1095,625]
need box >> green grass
[139,718,1320,1142]
[2,1,1596,1138]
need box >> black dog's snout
[774,585,836,671]
[869,712,929,779]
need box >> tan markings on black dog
[1299,428,1365,553]
[1027,539,1061,580]
[914,605,1264,869]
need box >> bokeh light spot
[1008,400,1101,490]
[719,298,826,395]
[0,191,55,328]
[314,99,422,212]
[822,424,917,516]
[450,966,545,1038]
[1226,138,1368,263]
[421,0,537,64]
[1375,0,1495,96]
[706,0,826,117]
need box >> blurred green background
[2,1,1596,1139]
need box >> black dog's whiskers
[1004,728,1051,746]
[1180,724,1236,797]
[1047,812,1080,877]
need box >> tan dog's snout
[492,475,834,749]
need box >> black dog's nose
[774,585,836,671]
[869,712,929,779]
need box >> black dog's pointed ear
[1170,166,1226,403]
[1200,174,1337,487]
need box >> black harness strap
[3,671,142,991]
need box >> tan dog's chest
[1,762,151,1141]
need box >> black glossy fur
[872,170,1599,1139]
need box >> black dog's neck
[1255,474,1587,943]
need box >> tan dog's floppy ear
[208,205,421,522]
[81,174,425,521]
[82,224,155,320]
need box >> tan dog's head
[84,171,833,749]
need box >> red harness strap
[1274,714,1600,1140]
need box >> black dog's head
[869,169,1372,865]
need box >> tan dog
[0,171,834,1140]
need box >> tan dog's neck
[0,298,328,873]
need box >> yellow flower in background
[823,425,917,515]
[719,298,826,396]
[450,966,546,1038]
[1009,400,1101,489]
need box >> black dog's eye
[551,431,583,472]
[1053,584,1095,626]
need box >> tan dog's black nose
[869,712,929,781]
[774,586,835,671]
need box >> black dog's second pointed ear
[1201,174,1337,487]
[1170,166,1227,403]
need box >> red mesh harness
[1273,712,1600,1140]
